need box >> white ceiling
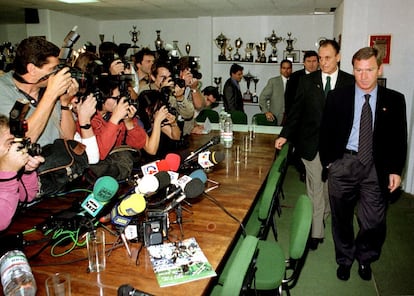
[0,0,341,24]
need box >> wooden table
[3,131,277,295]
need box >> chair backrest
[213,235,259,296]
[253,113,278,126]
[289,195,313,259]
[195,109,220,123]
[229,110,248,124]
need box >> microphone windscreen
[93,176,119,203]
[118,193,146,216]
[155,171,171,190]
[157,159,170,172]
[165,153,181,171]
[211,151,225,164]
[189,169,208,184]
[136,174,159,195]
[183,178,205,199]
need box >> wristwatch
[61,103,73,111]
[80,123,91,130]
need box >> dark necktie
[358,94,373,166]
[324,76,331,97]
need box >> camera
[9,98,42,156]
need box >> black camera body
[9,98,42,156]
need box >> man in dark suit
[319,47,407,281]
[275,40,355,251]
[284,50,319,182]
[222,63,244,112]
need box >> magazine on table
[147,237,216,287]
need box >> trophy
[266,30,282,63]
[171,41,182,58]
[154,30,164,51]
[243,72,254,102]
[244,42,255,62]
[227,44,233,61]
[185,43,191,56]
[284,32,297,54]
[99,34,104,44]
[233,37,243,61]
[214,33,229,61]
[252,77,259,103]
[256,42,267,63]
[214,77,222,96]
[129,26,140,48]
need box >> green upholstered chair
[210,235,259,296]
[273,142,290,201]
[252,113,278,126]
[253,195,313,295]
[229,110,248,124]
[195,109,220,123]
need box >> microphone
[184,136,220,162]
[189,169,208,184]
[117,284,153,296]
[198,150,225,169]
[163,178,205,212]
[110,193,146,227]
[140,153,181,176]
[135,171,171,195]
[165,153,181,171]
[81,176,119,217]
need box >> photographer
[0,114,44,231]
[0,37,79,147]
[143,61,195,136]
[87,77,159,181]
[98,41,138,100]
[136,90,181,160]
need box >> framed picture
[369,35,391,64]
[283,50,300,63]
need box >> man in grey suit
[259,59,292,125]
[275,40,355,250]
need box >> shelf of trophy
[214,61,303,65]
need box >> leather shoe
[337,265,351,281]
[308,238,323,250]
[358,263,372,281]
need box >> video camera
[9,98,42,156]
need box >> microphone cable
[202,191,247,237]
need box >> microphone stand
[175,204,184,240]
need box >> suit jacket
[259,75,285,124]
[280,69,355,161]
[319,85,407,192]
[223,78,244,112]
[284,68,306,116]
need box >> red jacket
[91,113,147,160]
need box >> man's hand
[46,67,73,98]
[265,111,275,122]
[275,136,287,150]
[25,155,45,172]
[0,143,29,172]
[388,174,401,193]
[77,94,97,125]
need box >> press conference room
[1,0,413,295]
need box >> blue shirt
[346,85,377,152]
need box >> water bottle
[223,114,233,149]
[219,107,227,144]
[0,250,37,296]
